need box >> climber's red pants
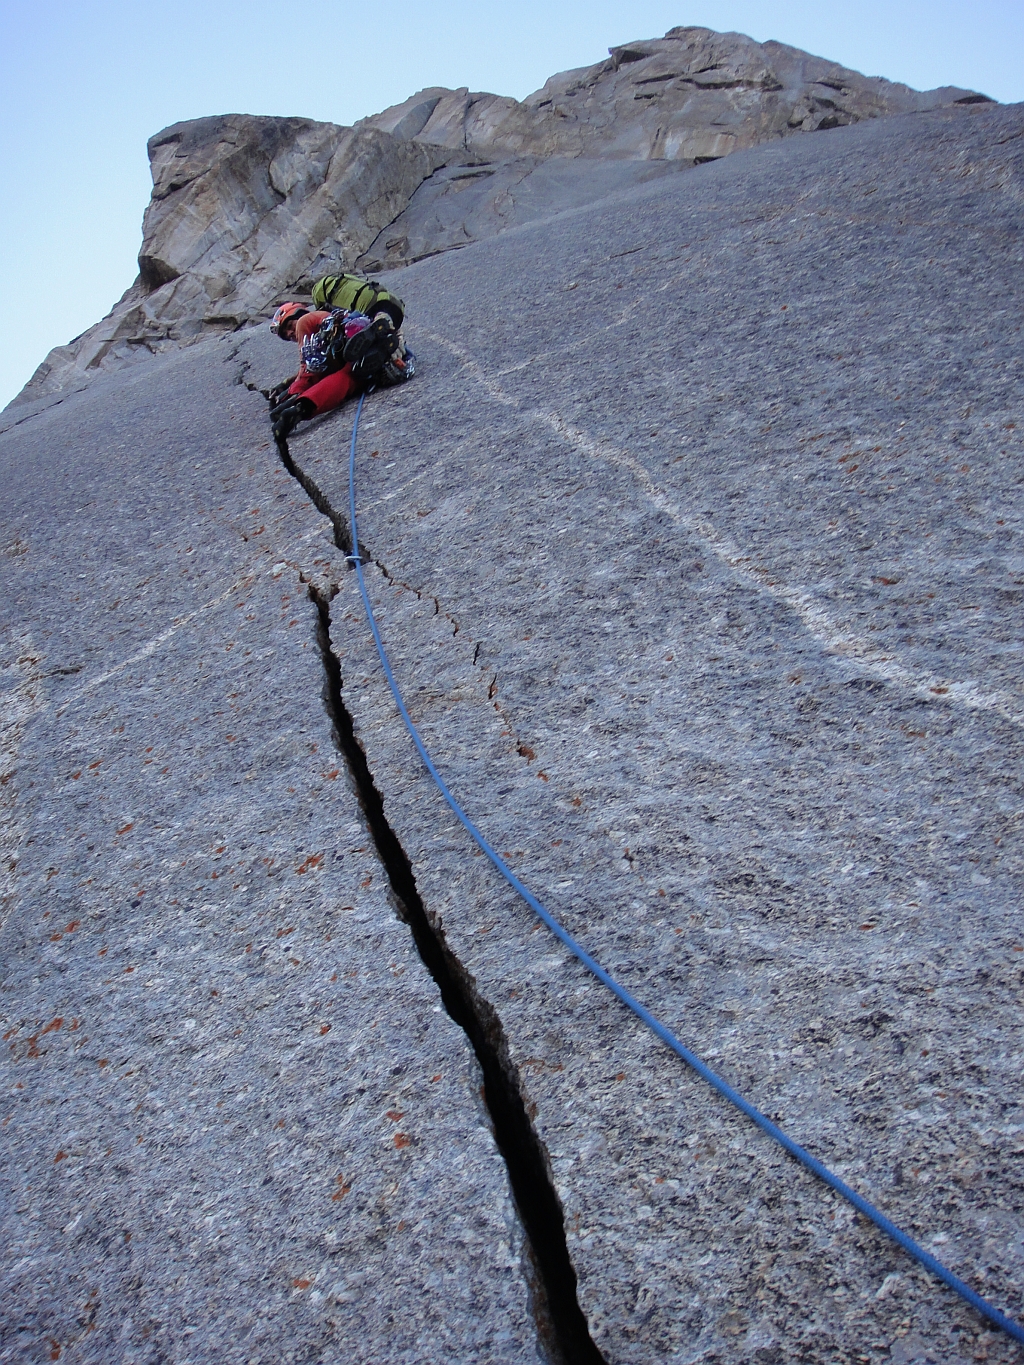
[289,364,358,413]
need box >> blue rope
[344,393,1024,1346]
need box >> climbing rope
[343,393,1024,1346]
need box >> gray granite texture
[10,26,984,413]
[361,26,983,162]
[2,92,1023,1365]
[354,157,688,274]
[273,100,1024,1363]
[0,343,541,1361]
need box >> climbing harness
[301,309,372,376]
[343,392,1024,1347]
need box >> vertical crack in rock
[274,429,354,556]
[272,414,602,1361]
[308,583,605,1365]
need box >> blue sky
[1,0,1021,408]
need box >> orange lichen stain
[517,744,536,761]
[657,889,666,897]
[393,1133,412,1149]
[54,1151,67,1163]
[615,1072,626,1082]
[319,1025,331,1036]
[245,944,253,954]
[40,1018,63,1036]
[930,686,949,695]
[98,948,108,957]
[116,823,134,837]
[571,796,582,807]
[2,1027,17,1041]
[70,772,81,780]
[330,972,337,982]
[88,761,101,770]
[292,1279,312,1290]
[296,854,324,875]
[537,771,549,782]
[323,769,339,781]
[49,1341,61,1361]
[46,868,60,880]
[331,1175,351,1201]
[396,1219,407,1232]
[386,1110,404,1122]
[430,1074,441,1083]
[276,926,295,939]
[360,875,372,888]
[99,1059,109,1068]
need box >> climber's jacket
[311,274,404,329]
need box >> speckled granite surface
[276,103,1024,1363]
[2,99,1022,1364]
[0,348,540,1363]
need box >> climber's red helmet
[270,302,308,340]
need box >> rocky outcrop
[16,117,448,405]
[360,26,986,162]
[10,27,987,409]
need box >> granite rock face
[17,117,447,405]
[3,95,1022,1363]
[11,27,985,410]
[269,99,1024,1364]
[360,26,985,161]
[0,341,542,1364]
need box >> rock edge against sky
[7,25,988,415]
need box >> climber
[266,275,408,443]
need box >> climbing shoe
[267,377,296,406]
[271,395,315,442]
[343,315,399,380]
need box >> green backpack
[311,274,404,327]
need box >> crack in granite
[274,427,605,1365]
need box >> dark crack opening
[274,426,604,1365]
